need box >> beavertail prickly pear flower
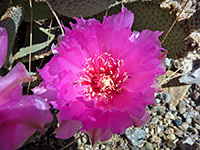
[34,5,167,144]
[0,29,52,149]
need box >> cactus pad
[47,0,117,18]
[93,1,188,59]
[12,0,53,22]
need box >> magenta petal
[0,63,31,105]
[55,120,82,139]
[104,4,134,30]
[0,27,8,68]
[0,96,52,150]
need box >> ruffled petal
[0,63,31,105]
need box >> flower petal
[0,95,52,150]
[0,63,31,105]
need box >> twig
[27,0,33,94]
[45,0,64,35]
[37,20,53,71]
[161,0,190,44]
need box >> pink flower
[34,5,167,144]
[0,62,52,149]
[0,27,8,68]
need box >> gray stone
[178,100,187,108]
[160,93,171,103]
[175,129,184,138]
[186,117,192,124]
[155,98,161,104]
[183,137,195,145]
[174,117,182,126]
[125,128,146,147]
[165,58,172,67]
[183,110,197,119]
[179,66,200,84]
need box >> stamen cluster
[79,53,128,101]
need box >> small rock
[155,98,161,104]
[160,93,171,103]
[179,66,200,84]
[194,123,200,130]
[183,110,198,119]
[183,137,195,145]
[169,103,176,111]
[166,139,176,149]
[165,58,172,68]
[167,134,176,141]
[186,117,192,124]
[174,116,182,126]
[165,112,175,120]
[145,142,154,150]
[175,129,184,138]
[155,126,162,135]
[125,128,146,147]
[181,122,189,131]
[178,100,187,108]
[178,107,187,114]
[157,105,166,115]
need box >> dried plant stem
[37,20,53,71]
[159,56,194,86]
[45,0,64,35]
[27,0,33,94]
[161,0,190,44]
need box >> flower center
[78,53,128,101]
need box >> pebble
[125,128,146,147]
[178,100,187,108]
[179,66,200,84]
[160,93,171,103]
[174,116,182,126]
[181,122,189,131]
[145,142,154,150]
[155,98,161,104]
[186,117,192,124]
[165,112,175,120]
[183,137,195,145]
[167,134,176,141]
[194,123,200,130]
[166,139,176,149]
[183,110,198,119]
[157,106,166,115]
[169,103,176,111]
[178,107,186,114]
[175,129,184,138]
